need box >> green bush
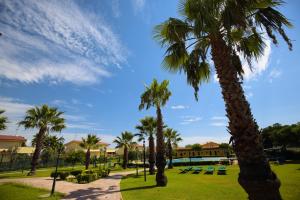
[50,171,60,178]
[76,173,98,183]
[70,170,82,176]
[59,171,69,180]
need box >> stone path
[0,171,136,200]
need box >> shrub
[70,170,82,176]
[66,175,76,182]
[76,173,98,183]
[50,171,60,178]
[59,171,69,180]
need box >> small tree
[65,150,85,169]
[113,131,135,169]
[164,128,182,169]
[80,134,100,170]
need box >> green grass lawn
[0,183,63,200]
[121,164,300,200]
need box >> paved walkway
[0,171,136,200]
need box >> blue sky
[0,0,299,147]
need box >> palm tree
[80,134,100,170]
[154,0,292,198]
[19,105,65,175]
[0,110,8,130]
[139,79,171,186]
[135,116,157,175]
[164,128,182,169]
[113,131,135,169]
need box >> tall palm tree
[139,79,171,186]
[154,0,292,198]
[135,116,157,175]
[164,128,182,169]
[19,105,65,175]
[113,131,135,169]
[80,134,100,170]
[0,110,8,130]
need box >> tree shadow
[120,185,156,192]
[63,187,106,200]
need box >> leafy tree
[80,134,100,169]
[154,0,292,197]
[164,128,182,169]
[0,110,8,130]
[135,116,157,174]
[19,105,65,175]
[65,150,85,169]
[139,79,171,186]
[191,144,202,151]
[113,131,135,169]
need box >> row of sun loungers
[179,166,227,175]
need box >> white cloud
[131,0,146,14]
[210,122,227,127]
[0,0,127,85]
[180,116,202,125]
[171,105,189,110]
[211,116,227,120]
[213,74,219,83]
[268,69,282,83]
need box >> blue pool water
[171,157,228,163]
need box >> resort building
[175,142,228,158]
[64,140,110,157]
[0,134,35,163]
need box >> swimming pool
[171,157,228,163]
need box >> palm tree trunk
[149,134,155,174]
[123,146,128,169]
[155,106,167,186]
[167,141,173,169]
[210,34,281,200]
[28,128,45,176]
[85,148,90,169]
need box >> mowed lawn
[0,183,63,200]
[121,164,300,200]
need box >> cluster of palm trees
[114,79,182,186]
[152,0,292,198]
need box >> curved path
[0,171,135,200]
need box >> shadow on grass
[120,185,156,192]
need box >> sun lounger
[179,166,193,174]
[205,166,214,174]
[192,167,202,174]
[217,166,227,175]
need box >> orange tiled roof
[202,141,219,149]
[0,135,26,142]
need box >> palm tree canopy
[113,131,136,149]
[135,116,157,142]
[0,110,8,130]
[18,105,66,132]
[32,135,64,150]
[164,128,182,147]
[139,79,171,110]
[80,134,100,149]
[154,0,292,99]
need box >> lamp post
[143,140,146,182]
[51,144,64,196]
